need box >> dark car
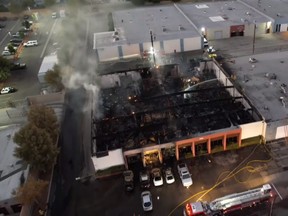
[10,39,23,44]
[123,170,134,192]
[10,62,26,70]
[0,23,5,28]
[23,14,30,20]
[140,170,150,189]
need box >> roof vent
[113,31,119,36]
[113,36,119,41]
[246,11,251,15]
[162,26,166,32]
[227,7,233,10]
[178,25,184,31]
[277,13,282,17]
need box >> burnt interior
[92,62,256,156]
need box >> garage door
[280,24,288,32]
[214,31,223,39]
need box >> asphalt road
[68,145,279,216]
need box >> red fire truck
[183,184,273,216]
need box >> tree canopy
[28,105,59,143]
[13,123,59,172]
[16,178,48,205]
[0,56,10,81]
[44,64,64,92]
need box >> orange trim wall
[175,128,242,160]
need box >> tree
[44,0,56,6]
[8,44,16,54]
[0,56,10,81]
[9,1,24,14]
[22,20,32,29]
[131,0,145,6]
[16,178,48,205]
[13,123,59,172]
[44,64,64,92]
[28,105,60,143]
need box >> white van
[23,40,38,47]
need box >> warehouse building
[93,5,202,63]
[93,1,273,62]
[240,0,288,33]
[177,1,272,40]
[91,60,265,169]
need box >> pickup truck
[177,163,193,188]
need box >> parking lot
[70,144,275,216]
[0,12,58,106]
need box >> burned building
[91,60,264,169]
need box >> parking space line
[271,183,283,200]
[0,19,20,46]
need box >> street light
[252,22,257,54]
[149,29,157,66]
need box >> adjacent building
[0,125,29,216]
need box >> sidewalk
[0,108,27,126]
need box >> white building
[93,5,202,62]
[93,1,273,62]
[0,125,29,216]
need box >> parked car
[164,167,175,184]
[52,12,57,19]
[123,170,134,192]
[10,62,26,70]
[2,50,13,56]
[23,40,38,47]
[1,87,17,94]
[10,38,23,44]
[151,168,163,187]
[141,191,153,212]
[177,163,193,188]
[5,46,18,52]
[0,16,7,21]
[140,170,150,189]
[0,23,5,29]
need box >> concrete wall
[183,37,202,51]
[98,46,119,62]
[244,22,268,36]
[266,118,288,141]
[163,39,181,53]
[121,43,140,57]
[92,149,125,171]
[240,121,265,140]
[206,27,230,40]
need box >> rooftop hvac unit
[162,26,166,32]
[113,36,119,41]
[179,25,184,31]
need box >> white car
[164,167,175,184]
[151,168,163,187]
[2,50,13,56]
[23,40,38,47]
[1,87,17,94]
[141,191,153,212]
[4,46,18,51]
[177,163,193,188]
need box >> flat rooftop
[222,51,288,122]
[0,125,29,202]
[178,1,270,29]
[112,5,201,45]
[92,61,258,153]
[241,0,288,20]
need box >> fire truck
[183,184,273,216]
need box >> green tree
[8,44,16,54]
[16,178,49,205]
[28,105,59,143]
[9,1,23,14]
[131,0,145,6]
[44,0,56,6]
[13,123,59,172]
[0,56,10,81]
[44,64,64,92]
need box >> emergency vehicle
[183,184,273,216]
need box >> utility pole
[150,29,156,66]
[252,23,256,54]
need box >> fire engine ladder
[209,187,267,211]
